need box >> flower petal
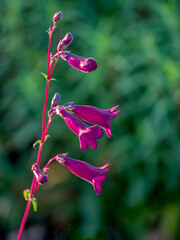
[62,103,119,137]
[55,154,109,195]
[56,108,104,151]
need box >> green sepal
[33,140,41,149]
[23,190,38,212]
[49,78,57,81]
[31,197,38,212]
[41,73,47,79]
[41,73,56,82]
[44,135,50,142]
[33,135,50,149]
[23,189,31,201]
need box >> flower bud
[57,32,73,52]
[32,164,48,185]
[51,93,61,108]
[53,11,63,23]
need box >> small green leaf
[23,189,30,201]
[33,140,41,149]
[41,73,47,79]
[44,135,50,142]
[41,73,56,81]
[31,198,38,212]
[49,78,57,81]
[45,30,50,36]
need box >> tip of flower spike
[53,11,63,23]
[51,93,61,108]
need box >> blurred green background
[1,0,180,239]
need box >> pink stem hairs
[17,11,119,240]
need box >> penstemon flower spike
[17,11,119,240]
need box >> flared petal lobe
[59,52,97,73]
[63,103,119,137]
[56,154,109,195]
[56,108,104,151]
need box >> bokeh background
[1,0,180,239]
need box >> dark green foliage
[0,0,180,239]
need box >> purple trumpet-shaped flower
[32,164,48,185]
[63,103,119,137]
[56,153,109,195]
[59,52,97,73]
[57,32,73,51]
[56,107,104,151]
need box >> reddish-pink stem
[50,60,57,78]
[44,156,56,170]
[17,26,56,240]
[42,80,50,136]
[17,116,52,239]
[17,118,52,239]
[42,32,51,133]
[17,177,36,240]
[17,201,31,240]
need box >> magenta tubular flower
[56,153,109,195]
[56,107,104,151]
[32,164,48,185]
[57,32,73,51]
[63,103,119,137]
[59,52,97,73]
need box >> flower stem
[42,80,50,137]
[17,177,36,240]
[17,26,55,240]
